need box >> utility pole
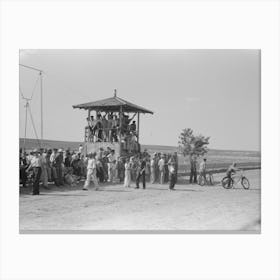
[20,64,44,141]
[40,71,43,140]
[23,98,31,152]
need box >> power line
[28,104,41,147]
[19,64,44,73]
[19,63,44,145]
[30,74,40,100]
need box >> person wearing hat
[55,149,64,186]
[40,148,49,189]
[46,149,52,182]
[50,148,59,185]
[225,162,240,186]
[198,158,207,183]
[19,150,28,188]
[50,148,64,186]
[26,149,42,195]
[135,155,146,189]
[129,120,136,133]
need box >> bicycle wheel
[198,175,205,186]
[221,177,233,189]
[207,174,214,185]
[241,177,250,190]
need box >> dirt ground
[19,169,261,232]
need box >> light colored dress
[83,158,99,189]
[124,162,132,187]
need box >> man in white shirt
[199,158,207,181]
[26,149,42,195]
[158,155,165,184]
[150,153,156,184]
[83,153,99,190]
[168,162,176,190]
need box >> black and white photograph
[1,1,280,279]
[19,49,261,233]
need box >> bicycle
[198,172,214,186]
[221,170,250,190]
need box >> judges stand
[73,90,153,157]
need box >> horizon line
[19,137,260,153]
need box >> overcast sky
[19,49,260,151]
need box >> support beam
[137,112,140,143]
[40,71,43,140]
[119,106,123,139]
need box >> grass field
[19,138,261,173]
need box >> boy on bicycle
[226,163,240,180]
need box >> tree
[178,128,210,158]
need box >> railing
[84,126,138,142]
[84,126,140,154]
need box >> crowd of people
[20,145,240,195]
[85,112,139,152]
[19,145,179,195]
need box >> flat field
[19,169,261,232]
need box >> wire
[19,86,25,99]
[28,104,41,147]
[30,74,40,100]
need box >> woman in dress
[124,157,133,188]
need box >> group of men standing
[20,147,66,195]
[82,150,179,191]
[189,154,207,184]
[20,146,213,195]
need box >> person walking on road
[83,153,99,191]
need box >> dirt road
[19,169,261,232]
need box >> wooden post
[86,109,91,142]
[137,112,140,143]
[40,71,43,140]
[119,107,123,156]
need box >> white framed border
[0,0,279,280]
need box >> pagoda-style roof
[72,94,153,114]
